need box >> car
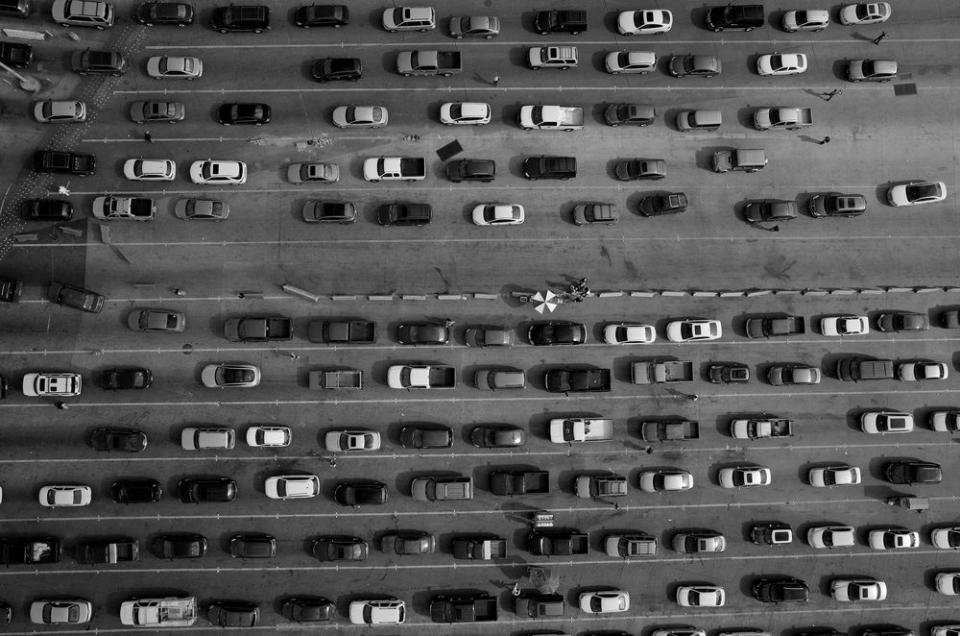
[676,585,724,607]
[576,474,628,499]
[605,533,657,557]
[0,41,32,68]
[380,530,435,555]
[464,326,513,347]
[349,599,405,625]
[378,203,430,226]
[580,590,630,613]
[33,99,87,123]
[101,367,152,390]
[807,525,856,548]
[782,9,830,32]
[603,322,656,344]
[639,469,693,493]
[146,55,202,79]
[0,279,16,303]
[39,485,91,507]
[654,629,707,636]
[311,57,361,81]
[839,2,891,25]
[931,625,960,636]
[207,601,259,628]
[130,100,185,124]
[302,201,357,224]
[71,48,125,75]
[898,360,949,381]
[229,533,276,558]
[707,362,750,383]
[868,528,919,550]
[210,4,270,32]
[639,192,688,216]
[669,54,722,77]
[752,577,809,603]
[0,537,62,564]
[174,198,229,221]
[666,318,722,342]
[201,363,260,388]
[615,158,666,181]
[288,162,339,184]
[756,53,808,76]
[334,480,387,506]
[933,527,960,549]
[264,474,321,500]
[449,15,500,38]
[245,425,291,448]
[744,199,798,223]
[51,0,114,28]
[111,479,162,504]
[718,465,771,488]
[312,536,368,561]
[295,4,348,28]
[887,180,947,206]
[830,577,887,601]
[217,102,271,125]
[189,159,247,185]
[876,311,928,332]
[396,321,450,345]
[472,204,524,226]
[122,158,175,181]
[48,282,104,313]
[861,410,914,434]
[809,193,867,218]
[382,6,435,32]
[930,410,960,433]
[618,10,672,34]
[529,45,579,70]
[749,522,792,546]
[90,427,148,452]
[177,477,237,503]
[29,599,92,625]
[527,321,586,345]
[181,427,236,450]
[604,103,656,127]
[847,58,898,82]
[21,198,74,222]
[942,309,960,328]
[22,372,81,397]
[672,531,726,553]
[808,464,861,487]
[767,363,821,385]
[439,102,491,125]
[134,2,194,26]
[127,308,185,332]
[399,424,453,448]
[605,50,657,74]
[332,105,388,128]
[281,596,335,623]
[325,429,381,452]
[475,367,525,390]
[884,459,942,484]
[937,572,960,595]
[470,424,525,448]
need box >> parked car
[325,429,381,452]
[302,200,356,224]
[334,480,387,506]
[127,308,185,332]
[639,469,693,492]
[830,577,887,601]
[200,363,260,388]
[718,465,771,488]
[312,536,368,561]
[666,318,721,342]
[174,198,229,221]
[146,55,203,79]
[847,59,898,82]
[767,363,821,385]
[229,533,277,558]
[21,198,74,222]
[782,9,830,31]
[669,54,721,77]
[615,158,666,180]
[807,525,856,549]
[867,528,919,550]
[33,99,87,123]
[264,474,320,499]
[527,321,586,345]
[603,322,656,344]
[348,599,405,625]
[839,2,891,25]
[809,193,867,218]
[449,15,500,38]
[604,103,655,127]
[744,199,798,223]
[294,4,348,27]
[207,601,259,628]
[470,425,525,448]
[281,596,335,623]
[130,100,185,123]
[189,159,246,185]
[177,477,237,503]
[245,425,291,448]
[676,585,725,607]
[312,57,361,81]
[151,533,208,559]
[377,203,430,226]
[48,282,103,313]
[90,427,148,452]
[396,321,450,344]
[605,50,657,74]
[380,530,435,555]
[876,311,928,332]
[930,410,960,432]
[101,367,152,390]
[756,53,807,76]
[672,531,726,553]
[618,9,671,34]
[399,424,453,448]
[22,372,81,397]
[110,479,162,504]
[808,464,861,487]
[898,360,949,381]
[932,527,960,550]
[860,410,914,434]
[475,367,525,390]
[217,102,270,125]
[888,180,947,206]
[638,192,687,216]
[134,2,194,26]
[332,105,388,128]
[579,590,630,613]
[821,314,869,336]
[29,599,92,625]
[440,102,491,125]
[472,204,524,226]
[181,427,236,450]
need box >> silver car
[332,105,388,128]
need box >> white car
[39,485,92,507]
[887,181,947,207]
[22,372,81,397]
[868,528,919,550]
[287,162,339,184]
[579,590,629,614]
[189,160,247,185]
[246,425,291,448]
[676,585,724,607]
[348,599,405,625]
[180,427,236,450]
[860,410,914,434]
[605,50,657,74]
[324,429,381,452]
[718,465,771,488]
[639,469,693,493]
[781,9,830,32]
[932,626,960,636]
[33,100,87,123]
[382,6,435,31]
[933,527,960,550]
[937,572,960,595]
[146,55,203,79]
[653,629,707,636]
[123,158,175,181]
[898,361,949,381]
[756,53,808,76]
[808,464,861,487]
[839,2,891,25]
[30,599,93,625]
[830,577,887,602]
[930,410,960,433]
[603,322,656,344]
[820,314,869,336]
[440,102,491,125]
[666,318,721,342]
[472,204,524,226]
[332,105,389,128]
[807,525,856,549]
[618,9,672,34]
[518,105,584,131]
[264,474,321,500]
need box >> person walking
[872,31,887,45]
[817,136,831,145]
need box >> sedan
[580,590,630,614]
[470,425,525,448]
[932,527,960,549]
[867,528,919,550]
[782,9,830,32]
[151,533,207,559]
[101,367,152,390]
[332,105,388,128]
[127,308,185,332]
[122,158,175,181]
[718,465,771,488]
[618,9,671,34]
[666,318,722,342]
[887,180,947,206]
[876,311,928,332]
[89,427,148,452]
[380,531,435,555]
[860,410,914,434]
[207,601,259,628]
[898,360,949,381]
[311,536,368,561]
[639,469,693,493]
[146,55,202,79]
[440,102,491,125]
[449,14,499,38]
[324,429,381,452]
[21,198,74,222]
[807,525,856,549]
[527,321,586,345]
[744,199,798,223]
[201,363,260,388]
[821,314,869,336]
[399,424,453,449]
[33,99,87,123]
[676,585,725,607]
[29,599,92,625]
[472,204,524,226]
[603,322,656,344]
[847,58,898,82]
[830,577,887,601]
[135,2,194,26]
[669,54,722,77]
[615,158,666,180]
[808,464,861,487]
[756,53,808,76]
[302,200,356,224]
[217,102,270,125]
[396,321,450,345]
[174,198,229,221]
[229,533,277,558]
[937,572,960,595]
[189,159,247,185]
[930,410,960,433]
[265,474,320,500]
[311,57,361,81]
[839,2,891,25]
[288,162,339,183]
[334,480,387,506]
[129,100,185,123]
[245,425,291,447]
[39,485,91,507]
[767,363,821,385]
[672,531,726,553]
[883,460,942,485]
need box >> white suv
[189,159,247,185]
[51,0,114,28]
[382,6,435,31]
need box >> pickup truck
[745,314,805,338]
[91,196,156,221]
[631,360,694,384]
[120,596,197,627]
[641,419,700,442]
[76,537,140,564]
[0,536,61,564]
[452,536,507,560]
[308,369,362,389]
[429,595,497,623]
[223,315,292,342]
[387,364,456,389]
[750,521,793,545]
[363,156,427,182]
[33,150,96,176]
[0,279,22,302]
[753,107,813,131]
[518,105,584,131]
[730,416,794,439]
[397,50,462,77]
[308,319,376,344]
[549,418,612,443]
[528,530,589,555]
[544,367,611,393]
[489,470,549,495]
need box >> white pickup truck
[518,105,584,131]
[120,596,197,627]
[362,156,426,182]
[548,418,613,443]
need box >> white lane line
[82,135,392,144]
[112,85,953,95]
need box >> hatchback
[669,54,722,77]
[615,158,666,180]
[229,533,277,558]
[207,601,259,628]
[245,425,291,447]
[29,599,92,625]
[604,103,655,126]
[349,599,405,625]
[123,158,175,181]
[606,50,657,74]
[334,480,387,506]
[177,477,237,503]
[676,585,724,607]
[189,159,246,185]
[265,474,320,499]
[302,200,357,224]
[39,484,92,507]
[151,533,207,559]
[181,426,236,450]
[580,590,630,613]
[440,102,491,125]
[474,367,525,390]
[807,525,856,549]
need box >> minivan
[522,155,577,180]
[705,4,765,31]
[676,109,722,132]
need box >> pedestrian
[688,393,699,402]
[817,136,831,145]
[55,401,67,410]
[873,31,887,45]
[491,74,500,86]
[328,457,337,468]
[143,130,152,143]
[511,582,521,596]
[171,287,186,296]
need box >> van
[705,4,765,31]
[713,148,766,173]
[210,5,270,33]
[535,10,586,35]
[410,475,473,501]
[836,357,895,381]
[516,594,564,618]
[522,156,576,180]
[676,109,722,132]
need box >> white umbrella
[532,290,549,314]
[543,290,559,312]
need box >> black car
[295,4,348,27]
[527,321,586,346]
[0,536,62,564]
[377,203,432,226]
[21,198,74,222]
[544,367,611,393]
[90,427,148,452]
[134,1,194,25]
[210,4,269,33]
[0,279,22,303]
[302,200,356,224]
[208,601,260,627]
[396,321,450,345]
[311,57,361,81]
[151,533,207,559]
[744,199,798,223]
[0,41,31,68]
[71,49,126,75]
[638,192,688,216]
[859,627,914,636]
[399,424,453,449]
[229,533,277,558]
[752,576,809,603]
[883,459,942,484]
[281,596,335,622]
[876,311,928,332]
[111,479,162,504]
[707,362,750,384]
[101,367,153,390]
[178,477,237,503]
[47,282,104,313]
[217,102,271,125]
[311,535,368,561]
[470,424,525,448]
[0,375,8,399]
[333,480,387,506]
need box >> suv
[705,4,764,31]
[528,46,578,70]
[295,4,348,28]
[71,48,126,75]
[604,103,655,127]
[377,203,431,226]
[382,6,435,32]
[752,577,809,603]
[51,0,114,28]
[535,9,586,34]
[522,155,576,180]
[48,281,104,313]
[445,159,495,183]
[210,4,269,32]
[676,109,722,132]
